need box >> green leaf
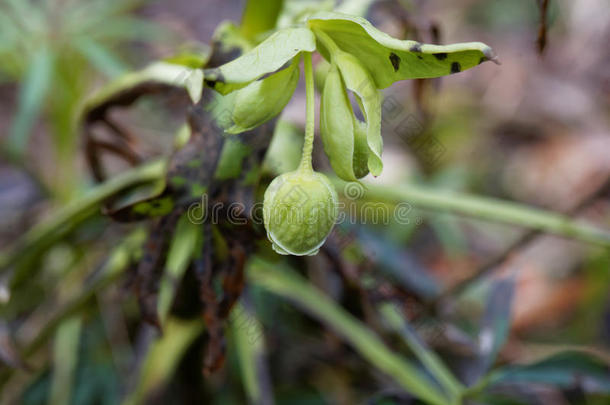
[333,50,383,176]
[184,68,204,104]
[379,303,464,398]
[248,257,449,405]
[157,214,201,325]
[122,318,204,405]
[203,27,316,94]
[48,316,82,405]
[83,62,203,113]
[240,0,284,40]
[74,37,128,78]
[308,11,497,89]
[5,46,54,157]
[230,302,270,405]
[486,351,610,394]
[214,138,252,180]
[352,118,370,178]
[163,43,211,69]
[0,160,165,277]
[471,277,515,382]
[263,120,303,175]
[320,63,357,181]
[226,55,300,134]
[0,229,145,389]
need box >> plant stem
[332,178,610,248]
[298,52,315,173]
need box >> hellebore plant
[200,11,497,255]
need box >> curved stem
[330,177,610,248]
[298,52,315,173]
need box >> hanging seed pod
[263,170,338,256]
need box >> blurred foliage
[0,0,165,200]
[0,0,609,404]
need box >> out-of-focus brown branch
[537,0,550,54]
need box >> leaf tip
[482,47,501,65]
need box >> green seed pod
[263,170,338,256]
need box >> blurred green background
[1,0,609,404]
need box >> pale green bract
[319,62,370,181]
[320,63,357,181]
[203,27,316,94]
[263,170,338,256]
[352,118,369,178]
[333,50,383,176]
[226,56,300,134]
[308,11,497,89]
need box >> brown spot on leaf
[433,53,448,61]
[450,62,461,74]
[389,52,401,72]
[409,43,422,53]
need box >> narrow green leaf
[248,257,448,405]
[0,160,165,275]
[204,27,316,94]
[230,302,270,405]
[157,214,201,325]
[308,12,497,89]
[6,47,54,157]
[74,37,128,78]
[0,229,145,392]
[471,277,515,383]
[226,55,300,134]
[486,351,610,394]
[122,318,204,405]
[48,316,82,405]
[380,303,464,398]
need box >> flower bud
[263,170,338,256]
